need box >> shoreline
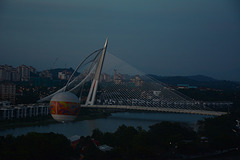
[0,108,111,131]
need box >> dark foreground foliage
[198,114,240,150]
[1,111,240,160]
[87,112,240,160]
[0,132,76,160]
[89,122,200,160]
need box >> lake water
[0,112,211,140]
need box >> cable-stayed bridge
[38,39,230,116]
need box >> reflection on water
[0,112,211,139]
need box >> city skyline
[1,63,239,83]
[0,0,240,81]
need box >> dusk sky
[0,0,240,81]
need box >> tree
[0,132,76,160]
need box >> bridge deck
[82,105,227,116]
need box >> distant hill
[148,74,240,90]
[186,75,217,82]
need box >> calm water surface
[0,112,211,140]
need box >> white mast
[85,38,108,105]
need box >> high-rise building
[11,68,20,82]
[0,65,34,82]
[0,82,16,104]
[0,66,5,81]
[130,75,143,86]
[0,65,20,82]
[17,65,30,81]
[114,69,123,84]
[4,65,12,81]
[100,73,112,82]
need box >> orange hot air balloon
[49,92,80,123]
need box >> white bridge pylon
[85,38,108,105]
